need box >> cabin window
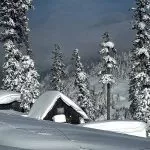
[57,107,64,114]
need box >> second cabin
[28,91,89,124]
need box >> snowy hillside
[0,112,150,150]
[80,120,147,137]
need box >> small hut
[0,90,21,111]
[28,91,89,124]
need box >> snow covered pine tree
[51,44,65,92]
[14,0,33,57]
[72,49,95,120]
[129,0,150,122]
[99,32,117,120]
[17,0,40,112]
[0,0,40,112]
[0,0,24,91]
[20,56,40,112]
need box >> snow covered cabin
[0,90,21,111]
[28,91,89,124]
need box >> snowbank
[81,120,147,137]
[52,114,66,123]
[0,112,150,150]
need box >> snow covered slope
[80,120,147,137]
[0,112,150,150]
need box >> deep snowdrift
[0,112,150,150]
[80,120,147,137]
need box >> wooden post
[107,83,111,120]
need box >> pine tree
[99,32,117,120]
[0,0,24,91]
[13,0,33,56]
[0,0,40,112]
[72,49,95,120]
[2,41,24,92]
[0,0,33,56]
[51,44,65,92]
[129,0,150,122]
[20,55,40,112]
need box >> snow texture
[99,32,117,85]
[101,41,115,49]
[20,55,40,111]
[129,0,150,122]
[52,114,66,123]
[0,112,150,150]
[81,121,147,138]
[136,47,149,59]
[103,55,117,65]
[101,74,115,84]
[28,91,89,120]
[51,44,65,92]
[72,49,95,120]
[138,22,146,30]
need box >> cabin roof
[0,90,20,104]
[28,91,89,120]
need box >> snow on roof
[28,91,89,120]
[0,90,20,104]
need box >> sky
[1,0,135,72]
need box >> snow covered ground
[80,120,147,137]
[0,112,150,150]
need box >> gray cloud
[30,18,134,71]
[0,0,135,72]
[89,12,131,29]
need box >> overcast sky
[0,0,135,72]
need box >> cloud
[0,0,135,72]
[30,18,134,72]
[89,12,131,29]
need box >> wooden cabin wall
[44,98,81,124]
[0,101,21,112]
[0,103,12,110]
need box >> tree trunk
[107,83,111,120]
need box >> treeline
[41,38,130,121]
